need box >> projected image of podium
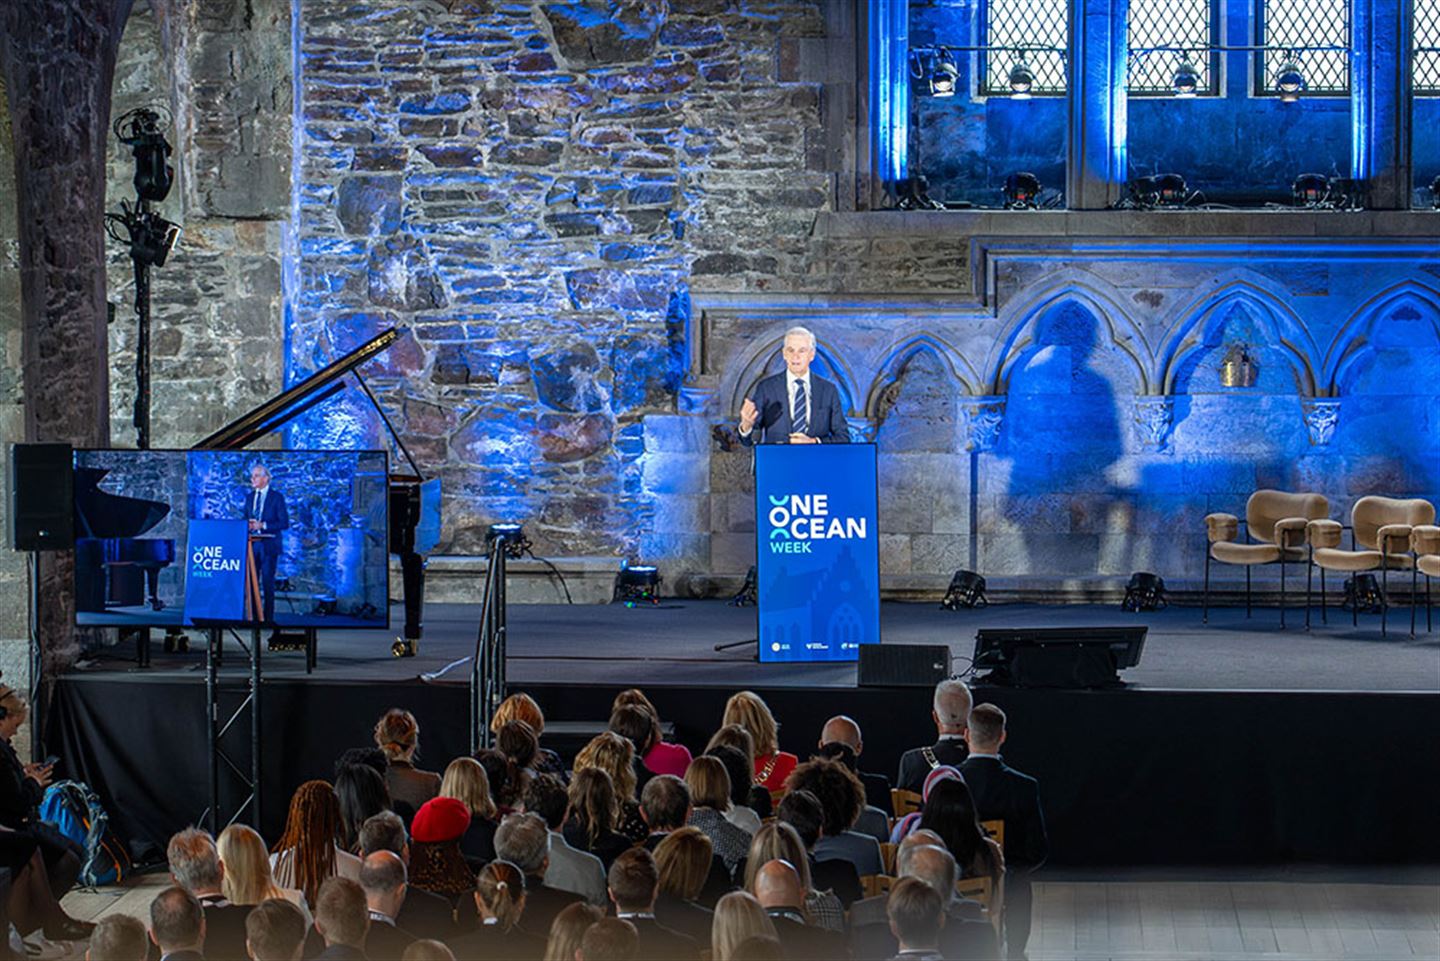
[754,444,880,663]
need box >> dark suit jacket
[515,880,584,940]
[313,945,367,961]
[654,893,714,945]
[446,924,544,961]
[850,900,997,961]
[395,886,455,942]
[363,917,413,960]
[764,910,848,960]
[859,770,893,816]
[244,487,289,556]
[161,952,207,961]
[896,739,969,794]
[740,371,850,445]
[622,916,701,961]
[959,755,1048,871]
[196,897,250,961]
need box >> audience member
[886,877,945,961]
[334,747,389,780]
[709,891,777,961]
[703,743,763,834]
[561,768,633,869]
[612,690,691,778]
[705,726,772,820]
[473,748,525,815]
[683,757,752,872]
[312,877,369,960]
[373,709,440,823]
[447,859,544,960]
[408,797,477,906]
[917,778,1005,891]
[787,757,883,876]
[495,812,585,939]
[651,827,716,944]
[729,934,785,961]
[848,836,997,961]
[721,692,796,798]
[775,789,862,908]
[244,898,307,961]
[270,781,361,906]
[815,741,891,842]
[525,772,607,906]
[168,827,249,960]
[541,902,603,961]
[335,763,392,856]
[401,940,454,961]
[607,705,661,798]
[218,824,310,924]
[0,687,83,903]
[577,918,638,961]
[572,733,647,842]
[818,714,893,815]
[741,823,843,933]
[489,693,566,780]
[357,811,454,941]
[497,720,542,792]
[149,885,206,961]
[961,702,1048,960]
[889,766,961,844]
[359,850,413,959]
[896,680,972,793]
[751,860,845,960]
[86,914,148,961]
[439,757,499,867]
[638,776,730,904]
[607,848,698,960]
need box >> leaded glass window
[1256,0,1349,94]
[1127,0,1219,94]
[1417,0,1440,95]
[982,0,1068,96]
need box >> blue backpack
[38,780,132,887]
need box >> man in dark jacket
[753,860,846,961]
[148,886,206,961]
[608,848,699,960]
[895,680,972,793]
[166,829,248,961]
[313,878,369,960]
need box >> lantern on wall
[1220,344,1259,388]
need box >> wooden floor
[48,873,1440,961]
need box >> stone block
[711,532,757,573]
[910,534,970,576]
[879,533,913,575]
[639,533,710,573]
[931,493,973,535]
[722,492,755,532]
[644,415,710,454]
[537,413,613,463]
[710,450,754,494]
[649,494,710,534]
[1067,494,1136,534]
[980,494,1071,534]
[336,175,403,235]
[643,452,709,496]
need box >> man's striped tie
[793,379,808,435]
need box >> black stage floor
[50,600,1440,870]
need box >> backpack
[38,779,132,887]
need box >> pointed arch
[721,328,862,416]
[1322,280,1440,394]
[862,332,981,420]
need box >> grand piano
[73,464,178,616]
[194,327,440,654]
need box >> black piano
[73,465,178,615]
[194,327,440,653]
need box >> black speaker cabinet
[858,644,951,687]
[8,443,73,551]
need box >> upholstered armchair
[1204,490,1329,627]
[1307,497,1437,635]
[1412,525,1440,635]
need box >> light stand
[471,523,527,753]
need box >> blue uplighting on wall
[872,0,911,191]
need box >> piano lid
[72,466,171,540]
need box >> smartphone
[40,755,58,768]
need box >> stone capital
[1132,394,1174,452]
[962,396,1006,452]
[1302,397,1341,447]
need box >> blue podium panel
[183,519,250,623]
[755,443,880,663]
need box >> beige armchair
[1204,490,1329,628]
[1412,525,1440,635]
[1307,497,1436,635]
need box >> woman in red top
[613,688,693,778]
[722,691,797,798]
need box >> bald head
[753,859,804,910]
[900,844,957,898]
[899,829,944,855]
[819,715,862,752]
[358,851,407,918]
[932,680,972,733]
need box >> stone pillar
[1351,0,1412,209]
[1067,0,1128,209]
[867,0,909,206]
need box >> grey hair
[782,326,816,348]
[249,463,271,478]
[899,843,957,897]
[933,679,972,728]
[494,812,550,874]
[167,828,223,892]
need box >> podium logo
[190,544,242,578]
[767,493,867,554]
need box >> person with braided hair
[447,859,544,958]
[270,780,361,908]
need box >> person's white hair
[782,326,816,349]
[899,843,957,898]
[932,679,972,728]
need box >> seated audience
[741,823,843,933]
[896,680,972,793]
[402,940,455,961]
[705,725,772,820]
[439,757,500,867]
[818,714,893,816]
[607,705,661,797]
[704,742,763,834]
[578,918,638,961]
[848,835,996,961]
[683,756,752,872]
[721,692,796,799]
[889,767,961,844]
[447,859,544,960]
[775,789,862,908]
[473,748,526,815]
[886,877,945,961]
[787,756,883,876]
[918,778,1005,893]
[0,834,92,943]
[638,776,731,904]
[572,732,647,842]
[313,877,369,960]
[652,827,716,944]
[562,768,633,869]
[169,826,249,959]
[0,688,83,903]
[542,902,603,961]
[497,720,543,783]
[612,689,691,778]
[335,763,392,855]
[218,824,310,924]
[408,797,477,907]
[962,702,1048,961]
[495,812,585,939]
[490,693,567,780]
[730,934,785,961]
[710,891,777,961]
[87,914,148,961]
[270,780,361,906]
[607,848,699,960]
[374,709,440,823]
[525,772,607,906]
[358,811,454,941]
[751,860,845,960]
[815,742,890,842]
[359,850,413,959]
[244,898,308,961]
[149,886,206,961]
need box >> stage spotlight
[941,570,988,610]
[1276,57,1305,102]
[896,175,944,210]
[1126,175,1159,207]
[114,106,174,203]
[1292,172,1330,206]
[1008,59,1035,99]
[729,566,757,607]
[126,210,182,268]
[1343,573,1386,613]
[486,522,530,559]
[1002,171,1041,209]
[930,47,958,97]
[1329,177,1364,209]
[1122,572,1168,612]
[614,564,661,607]
[1154,172,1188,206]
[1431,175,1440,209]
[1171,56,1201,98]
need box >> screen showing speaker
[73,448,389,629]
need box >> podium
[754,444,880,663]
[183,519,253,624]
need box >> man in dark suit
[608,848,700,960]
[359,812,454,941]
[245,463,289,625]
[148,886,206,961]
[819,714,894,816]
[243,899,308,961]
[896,679,972,793]
[753,860,846,961]
[166,828,248,960]
[313,877,369,960]
[496,812,585,939]
[962,703,1048,960]
[886,877,946,961]
[359,851,414,959]
[849,836,997,961]
[639,776,733,904]
[738,326,851,445]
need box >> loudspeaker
[858,644,950,687]
[8,443,73,551]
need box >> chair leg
[1246,566,1252,618]
[1203,550,1210,625]
[1280,557,1287,629]
[1413,566,1419,639]
[1306,557,1313,631]
[1321,567,1328,625]
[1429,576,1433,634]
[1382,565,1388,637]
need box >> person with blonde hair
[448,859,545,957]
[653,827,715,943]
[541,901,603,961]
[572,732,646,842]
[711,890,777,961]
[683,756,752,871]
[561,768,633,868]
[373,708,440,820]
[741,822,843,932]
[612,689,692,778]
[218,825,310,923]
[490,693,566,778]
[721,691,796,797]
[439,757,499,866]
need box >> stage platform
[48,600,1440,871]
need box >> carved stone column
[1133,395,1174,452]
[963,396,1006,451]
[1302,397,1341,447]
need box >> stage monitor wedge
[9,443,74,551]
[973,626,1147,688]
[859,643,951,687]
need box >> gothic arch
[862,332,981,421]
[721,327,862,416]
[1322,280,1440,394]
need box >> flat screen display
[73,449,389,629]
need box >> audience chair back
[979,819,1005,852]
[1351,496,1435,551]
[879,842,897,875]
[1247,491,1329,546]
[861,874,894,899]
[891,789,922,817]
[956,875,992,911]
